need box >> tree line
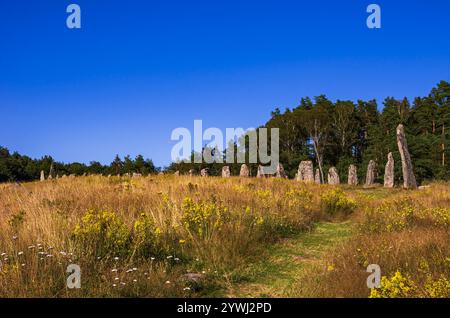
[0,152,158,182]
[169,81,450,184]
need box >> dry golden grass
[0,175,326,297]
[292,182,450,298]
[0,176,448,298]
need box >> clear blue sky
[1,0,449,167]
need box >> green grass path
[225,222,354,297]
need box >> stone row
[172,125,417,189]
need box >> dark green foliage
[0,150,158,182]
[168,81,449,184]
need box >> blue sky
[1,0,449,167]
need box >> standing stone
[40,170,45,182]
[275,163,287,178]
[348,164,358,185]
[200,168,209,177]
[188,169,195,176]
[327,167,340,185]
[256,165,265,178]
[239,164,250,177]
[297,161,314,182]
[48,164,55,180]
[384,152,395,188]
[174,171,180,176]
[222,166,231,178]
[365,160,376,187]
[396,124,418,189]
[314,168,321,184]
[132,172,142,178]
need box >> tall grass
[0,175,325,297]
[293,182,450,298]
[1,177,448,297]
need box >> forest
[0,151,158,182]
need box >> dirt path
[225,222,354,297]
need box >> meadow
[0,175,448,298]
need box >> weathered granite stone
[132,172,142,178]
[365,160,376,187]
[315,168,321,184]
[384,152,395,188]
[396,124,418,189]
[48,164,55,180]
[348,164,358,185]
[181,273,205,284]
[327,167,340,185]
[40,170,45,182]
[256,165,265,178]
[222,166,231,178]
[275,163,287,178]
[174,171,180,176]
[297,161,314,182]
[188,169,195,176]
[200,168,209,177]
[239,164,250,177]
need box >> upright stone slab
[327,167,340,185]
[222,166,231,178]
[256,165,265,178]
[396,124,418,189]
[132,172,142,178]
[48,164,55,180]
[40,170,45,182]
[188,169,195,176]
[384,152,395,188]
[314,168,321,184]
[365,160,376,187]
[174,171,180,176]
[275,163,287,178]
[297,161,314,182]
[348,164,358,185]
[239,164,249,177]
[200,168,209,177]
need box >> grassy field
[0,175,448,298]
